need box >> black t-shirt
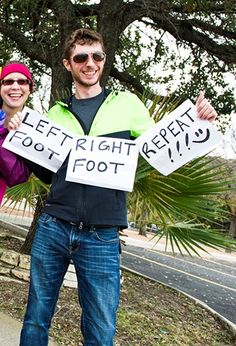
[71,88,106,134]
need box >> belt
[69,221,113,230]
[56,217,113,230]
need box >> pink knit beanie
[0,63,34,92]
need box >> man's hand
[196,91,217,123]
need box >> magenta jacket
[0,128,31,204]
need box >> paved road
[121,244,236,325]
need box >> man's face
[63,42,106,88]
[0,72,31,112]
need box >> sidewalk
[0,310,57,346]
[0,311,22,346]
[0,206,33,228]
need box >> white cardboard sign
[3,106,75,172]
[136,99,223,176]
[66,136,139,191]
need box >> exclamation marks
[176,140,182,156]
[168,132,192,163]
[185,133,190,150]
[168,148,174,162]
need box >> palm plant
[129,155,235,255]
[128,93,236,254]
[3,94,236,255]
[3,175,49,210]
[3,175,49,253]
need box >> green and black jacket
[30,90,154,229]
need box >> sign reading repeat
[135,99,223,176]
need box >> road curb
[121,265,236,338]
[0,219,28,238]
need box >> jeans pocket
[38,212,56,224]
[94,227,119,243]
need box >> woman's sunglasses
[72,51,106,64]
[0,78,31,86]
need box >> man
[19,28,217,346]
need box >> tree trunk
[138,208,148,237]
[225,215,236,254]
[20,193,47,255]
[139,221,147,237]
[228,215,236,238]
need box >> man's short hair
[62,28,105,60]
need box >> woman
[0,61,33,204]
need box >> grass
[0,234,235,345]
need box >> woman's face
[0,72,31,113]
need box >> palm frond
[134,155,231,223]
[154,222,236,256]
[3,175,49,213]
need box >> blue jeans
[20,213,120,346]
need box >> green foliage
[159,222,236,256]
[3,175,49,211]
[133,156,230,221]
[128,154,235,254]
[115,26,157,88]
[174,46,235,133]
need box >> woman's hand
[7,112,23,131]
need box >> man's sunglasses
[72,51,106,64]
[0,79,31,86]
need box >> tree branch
[110,66,156,99]
[148,14,236,64]
[189,18,236,40]
[0,22,51,65]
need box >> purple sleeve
[0,178,7,204]
[0,128,31,186]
